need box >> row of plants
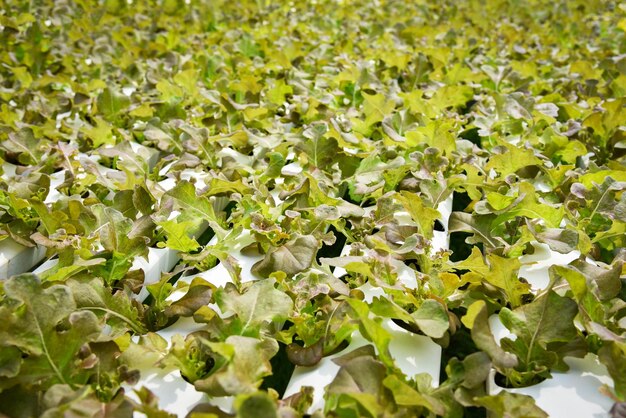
[0,0,625,416]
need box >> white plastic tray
[126,231,263,415]
[487,243,614,417]
[282,196,453,413]
[0,143,159,280]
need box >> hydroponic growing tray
[0,0,625,417]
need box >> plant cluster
[0,0,625,417]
